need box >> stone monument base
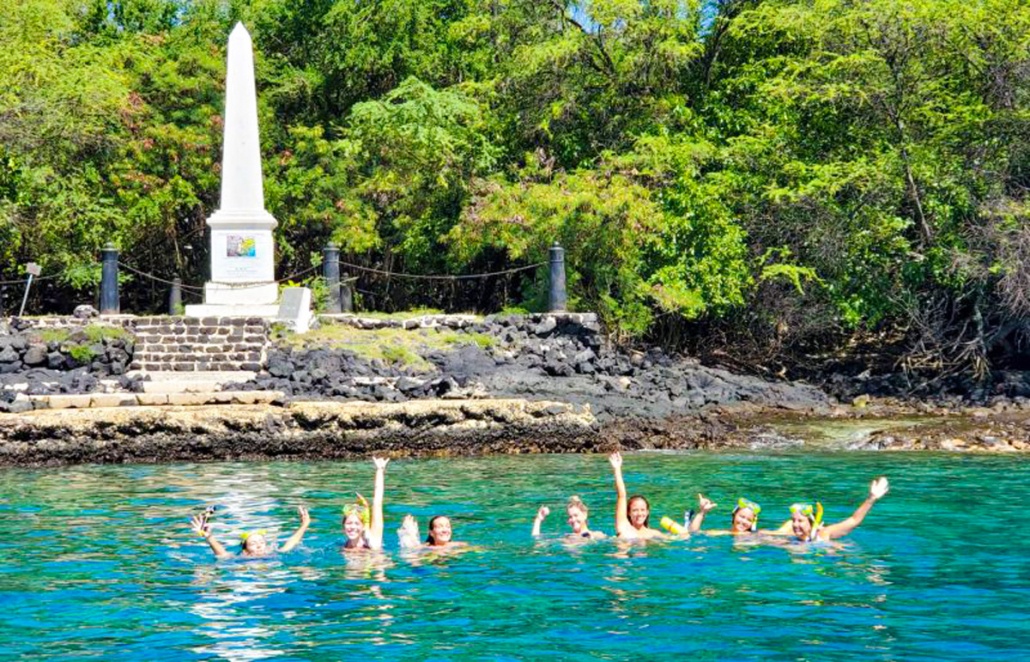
[183,304,281,319]
[201,281,278,305]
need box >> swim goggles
[790,503,815,521]
[733,498,762,516]
[342,493,371,529]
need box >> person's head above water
[627,495,651,529]
[732,498,761,533]
[239,529,269,556]
[789,502,822,541]
[566,496,590,534]
[341,494,371,545]
[426,515,453,546]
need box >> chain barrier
[4,259,540,292]
[119,262,321,290]
[118,263,205,291]
[336,260,545,281]
[0,273,61,286]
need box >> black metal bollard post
[548,242,567,312]
[323,243,341,314]
[169,277,182,315]
[100,242,120,315]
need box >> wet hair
[628,494,651,528]
[426,515,448,545]
[566,495,589,515]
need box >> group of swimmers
[190,452,890,559]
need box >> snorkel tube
[811,502,824,541]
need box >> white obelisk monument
[187,23,279,316]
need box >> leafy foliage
[2,0,1029,374]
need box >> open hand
[608,451,623,470]
[189,513,212,538]
[398,514,420,548]
[870,477,889,500]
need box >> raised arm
[609,451,632,537]
[397,514,421,549]
[820,477,889,541]
[689,494,717,532]
[531,506,550,537]
[369,456,389,549]
[190,512,231,559]
[280,506,311,552]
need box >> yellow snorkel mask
[342,493,371,529]
[239,529,267,542]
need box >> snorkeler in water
[340,456,390,552]
[772,477,890,542]
[608,451,666,540]
[531,496,606,539]
[688,495,764,535]
[397,513,469,550]
[190,505,311,560]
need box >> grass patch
[34,324,130,345]
[68,344,97,363]
[347,308,485,322]
[437,330,495,350]
[283,325,496,372]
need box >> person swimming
[190,505,310,560]
[608,451,666,540]
[531,496,606,539]
[773,477,890,542]
[341,456,390,552]
[688,495,763,535]
[397,513,469,550]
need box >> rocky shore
[0,399,597,466]
[2,313,1029,464]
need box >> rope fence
[10,242,567,315]
[0,273,61,286]
[336,260,546,281]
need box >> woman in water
[608,451,665,540]
[776,477,890,542]
[531,496,606,539]
[190,506,310,559]
[688,495,763,535]
[341,456,390,552]
[397,514,468,550]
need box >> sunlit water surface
[1,452,1028,660]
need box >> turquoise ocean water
[1,451,1028,660]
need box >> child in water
[190,505,311,559]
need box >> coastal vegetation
[2,0,1029,381]
[276,321,495,370]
